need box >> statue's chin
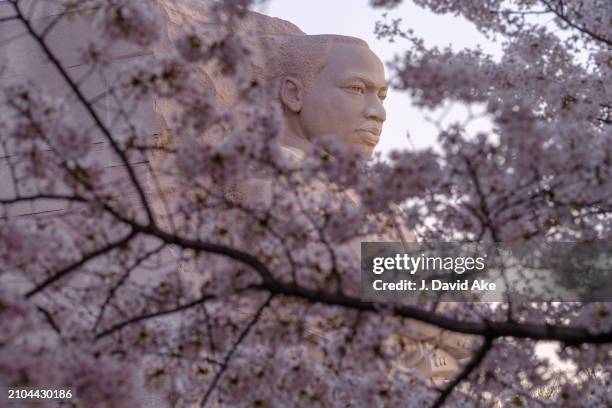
[352,144,376,160]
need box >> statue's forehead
[321,43,386,86]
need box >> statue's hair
[255,34,369,92]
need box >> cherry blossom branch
[19,192,607,349]
[48,195,608,349]
[8,0,157,226]
[0,193,86,206]
[94,292,219,340]
[540,0,612,47]
[491,9,550,16]
[256,280,612,346]
[6,193,276,301]
[0,15,17,23]
[432,337,493,408]
[202,304,217,355]
[93,242,167,332]
[462,155,499,242]
[152,351,224,367]
[134,223,276,284]
[39,11,65,39]
[24,229,137,298]
[199,294,274,408]
[36,305,62,334]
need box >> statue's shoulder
[225,177,274,208]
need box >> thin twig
[24,230,137,298]
[36,305,62,335]
[0,15,17,23]
[40,12,64,39]
[432,337,493,407]
[0,193,86,206]
[94,293,218,340]
[200,294,273,407]
[540,0,612,46]
[93,243,167,332]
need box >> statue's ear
[280,76,304,113]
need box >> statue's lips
[356,128,381,146]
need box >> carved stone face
[299,42,387,157]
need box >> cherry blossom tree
[0,0,610,407]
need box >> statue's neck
[280,132,313,153]
[280,116,313,154]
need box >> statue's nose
[364,95,386,123]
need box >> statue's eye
[347,85,365,94]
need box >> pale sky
[258,0,502,156]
